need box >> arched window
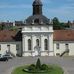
[34,19,39,23]
[28,39,31,50]
[36,39,39,46]
[44,39,48,50]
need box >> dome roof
[33,0,42,5]
[25,15,49,25]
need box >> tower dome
[25,0,49,25]
[33,0,42,6]
[33,0,43,15]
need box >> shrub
[28,64,35,71]
[41,64,49,70]
[36,58,41,70]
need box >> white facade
[0,44,16,56]
[0,42,22,57]
[0,0,74,57]
[54,41,74,56]
[22,24,74,57]
[22,25,54,56]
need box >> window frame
[65,44,69,50]
[44,39,48,50]
[56,43,59,49]
[28,39,32,51]
[36,39,40,46]
[0,45,1,51]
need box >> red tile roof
[0,30,21,42]
[54,30,74,41]
[0,30,74,42]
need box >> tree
[0,24,5,30]
[36,58,41,70]
[66,20,70,28]
[52,17,61,30]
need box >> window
[28,39,31,50]
[34,19,39,23]
[44,39,48,50]
[65,44,69,49]
[0,45,1,50]
[56,43,59,49]
[7,45,10,52]
[16,44,19,50]
[36,39,39,46]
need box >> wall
[22,25,53,33]
[0,42,22,56]
[54,41,74,56]
[22,25,54,56]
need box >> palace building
[0,0,74,57]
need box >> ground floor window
[65,44,69,50]
[7,45,10,52]
[28,39,31,50]
[44,39,48,50]
[16,44,19,50]
[0,45,1,50]
[36,39,39,46]
[56,43,59,49]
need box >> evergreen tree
[36,58,41,70]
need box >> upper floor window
[28,39,31,50]
[56,43,59,49]
[34,19,39,23]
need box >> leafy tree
[0,24,5,30]
[52,17,66,30]
[52,17,61,30]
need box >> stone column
[23,34,29,56]
[32,35,36,56]
[48,34,54,56]
[41,35,44,56]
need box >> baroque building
[0,0,74,57]
[22,0,54,56]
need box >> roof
[0,30,74,42]
[26,15,49,25]
[0,30,22,42]
[54,30,74,41]
[33,0,42,5]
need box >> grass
[11,65,64,74]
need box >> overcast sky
[0,0,74,22]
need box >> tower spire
[33,0,43,15]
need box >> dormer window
[32,20,34,24]
[34,19,39,23]
[40,20,43,24]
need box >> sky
[0,0,74,22]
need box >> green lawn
[11,65,64,74]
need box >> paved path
[0,57,74,74]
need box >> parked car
[0,55,8,61]
[3,54,13,59]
